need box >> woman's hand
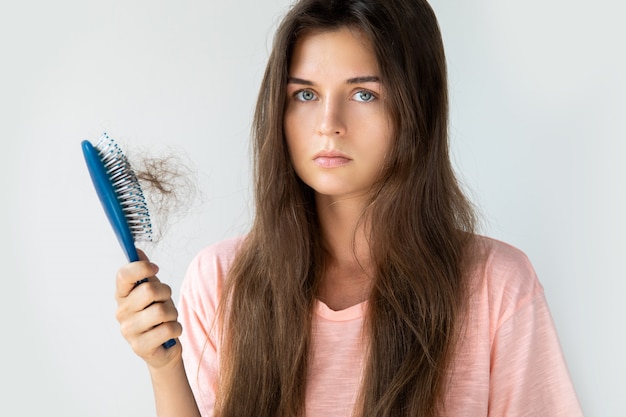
[115,250,183,371]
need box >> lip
[313,149,352,168]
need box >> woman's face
[284,27,393,206]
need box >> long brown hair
[216,1,476,416]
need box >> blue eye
[295,90,317,101]
[354,90,376,102]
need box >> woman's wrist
[148,354,201,417]
[147,352,186,379]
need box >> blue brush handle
[82,140,176,349]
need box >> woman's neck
[315,194,374,311]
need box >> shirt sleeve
[178,239,241,417]
[488,282,584,416]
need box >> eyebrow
[347,75,380,84]
[287,75,380,85]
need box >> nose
[317,98,346,137]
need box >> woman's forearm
[149,358,201,417]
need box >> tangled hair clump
[128,148,199,243]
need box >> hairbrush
[82,132,176,349]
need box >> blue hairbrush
[82,133,176,349]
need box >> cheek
[284,109,313,158]
[283,108,299,148]
[284,99,320,132]
[283,123,304,177]
[359,117,394,154]
[284,116,297,158]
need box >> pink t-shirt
[179,236,583,416]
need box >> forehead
[288,27,379,76]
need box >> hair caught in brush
[128,148,199,243]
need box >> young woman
[114,0,583,416]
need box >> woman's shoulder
[471,235,535,272]
[468,235,544,319]
[191,235,246,267]
[181,235,246,297]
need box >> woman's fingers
[127,319,183,359]
[115,259,159,300]
[118,279,172,315]
[114,255,182,366]
[118,298,179,340]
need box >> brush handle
[82,140,176,349]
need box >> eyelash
[294,89,317,102]
[353,90,376,102]
[292,89,378,103]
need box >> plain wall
[1,0,623,415]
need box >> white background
[1,1,623,415]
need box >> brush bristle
[94,133,153,242]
